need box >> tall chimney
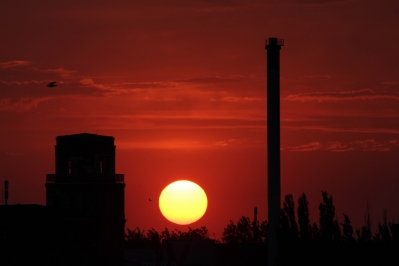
[265,37,283,266]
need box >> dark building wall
[0,205,49,265]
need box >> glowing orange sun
[159,180,208,225]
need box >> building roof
[56,133,114,140]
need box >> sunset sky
[1,0,399,239]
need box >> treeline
[125,192,398,265]
[221,191,395,244]
[125,226,211,248]
[220,192,398,265]
[125,191,395,245]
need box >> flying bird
[47,82,57,87]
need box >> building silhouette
[0,133,125,266]
[0,204,48,265]
[46,133,126,265]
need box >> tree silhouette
[221,220,239,244]
[341,214,354,242]
[279,194,299,244]
[126,227,147,243]
[221,216,267,244]
[356,202,372,242]
[126,227,160,248]
[259,220,268,243]
[222,216,252,244]
[279,208,291,243]
[161,228,180,240]
[297,193,311,242]
[178,226,210,239]
[377,210,392,243]
[126,226,211,248]
[311,222,321,241]
[125,191,399,266]
[283,194,299,241]
[318,191,338,242]
[333,220,342,242]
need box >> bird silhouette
[47,82,57,87]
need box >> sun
[159,180,208,225]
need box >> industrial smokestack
[266,37,284,266]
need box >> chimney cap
[265,38,284,47]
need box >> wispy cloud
[111,81,172,89]
[142,96,179,102]
[0,60,33,68]
[299,0,346,2]
[282,139,397,152]
[211,96,263,102]
[174,75,248,84]
[119,140,203,150]
[350,139,392,152]
[194,0,257,12]
[213,138,243,147]
[0,80,50,85]
[0,79,58,85]
[382,81,399,85]
[281,142,322,152]
[283,125,399,135]
[119,137,252,150]
[80,78,108,90]
[324,141,354,152]
[43,68,77,78]
[301,75,331,80]
[81,78,163,96]
[79,78,121,95]
[0,97,51,112]
[284,89,399,102]
[289,0,348,5]
[4,151,19,156]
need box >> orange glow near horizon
[159,180,208,225]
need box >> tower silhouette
[46,133,125,265]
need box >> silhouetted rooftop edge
[56,132,114,140]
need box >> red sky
[1,0,399,239]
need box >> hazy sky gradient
[1,0,399,238]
